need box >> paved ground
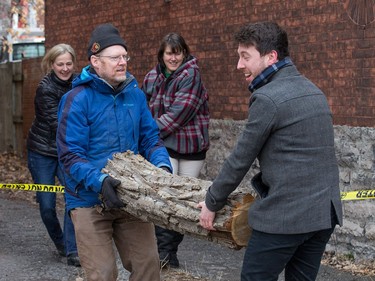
[0,191,374,281]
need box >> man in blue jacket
[57,23,171,281]
[199,22,343,281]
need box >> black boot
[67,253,81,267]
[155,226,183,269]
[55,244,66,257]
[169,252,179,268]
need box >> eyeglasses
[96,54,131,63]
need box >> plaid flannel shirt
[142,56,210,155]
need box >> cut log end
[230,195,254,247]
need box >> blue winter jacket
[57,66,172,211]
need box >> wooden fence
[0,61,24,156]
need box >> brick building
[0,0,11,37]
[22,0,375,139]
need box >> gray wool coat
[206,64,343,234]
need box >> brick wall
[22,0,375,137]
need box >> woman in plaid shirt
[142,32,209,268]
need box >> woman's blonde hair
[41,43,76,74]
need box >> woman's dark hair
[234,21,289,60]
[157,33,190,67]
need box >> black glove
[101,176,125,209]
[161,166,172,173]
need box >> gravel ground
[1,190,375,281]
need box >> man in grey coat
[198,21,343,281]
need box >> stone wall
[333,126,375,259]
[203,119,375,260]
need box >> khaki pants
[71,207,160,281]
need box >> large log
[102,151,254,249]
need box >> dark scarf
[248,57,292,93]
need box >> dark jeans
[27,150,77,256]
[155,225,183,255]
[241,227,335,281]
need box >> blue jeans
[27,150,77,256]
[241,227,335,281]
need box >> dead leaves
[322,251,375,276]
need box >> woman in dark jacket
[27,43,80,267]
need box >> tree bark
[102,151,254,249]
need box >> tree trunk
[102,151,254,249]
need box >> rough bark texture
[102,151,254,249]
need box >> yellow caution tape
[340,190,375,201]
[0,183,374,201]
[0,183,65,193]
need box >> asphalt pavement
[0,191,374,281]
